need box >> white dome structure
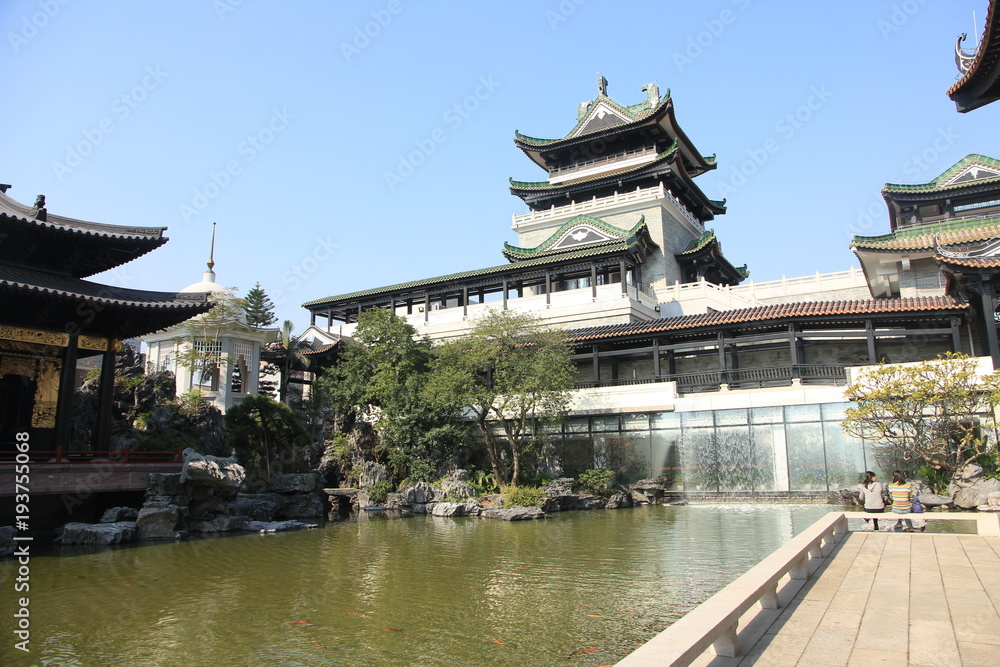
[140,223,277,413]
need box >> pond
[1,504,842,666]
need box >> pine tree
[244,282,277,328]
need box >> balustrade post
[790,554,810,580]
[713,623,740,658]
[760,583,780,610]
[56,445,63,463]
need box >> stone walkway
[700,532,1000,666]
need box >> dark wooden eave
[948,0,1000,112]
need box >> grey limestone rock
[605,486,634,510]
[576,495,607,510]
[100,507,139,523]
[482,506,545,521]
[275,492,325,518]
[136,504,185,540]
[188,516,245,532]
[429,500,483,517]
[146,472,186,498]
[359,461,388,489]
[953,477,1000,509]
[543,477,575,496]
[60,521,137,545]
[180,448,246,490]
[269,473,319,493]
[441,470,478,499]
[227,494,280,521]
[404,481,444,504]
[245,520,317,532]
[917,493,953,508]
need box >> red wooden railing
[0,448,184,464]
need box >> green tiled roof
[303,242,642,307]
[883,154,1000,193]
[513,90,673,146]
[677,229,716,255]
[509,140,679,191]
[502,215,650,259]
[851,215,1000,251]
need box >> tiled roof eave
[514,95,672,149]
[0,211,166,242]
[948,0,1000,101]
[510,143,680,192]
[567,297,969,342]
[303,245,641,308]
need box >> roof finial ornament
[32,194,47,222]
[597,74,608,97]
[641,82,660,108]
[204,222,217,283]
[955,33,976,73]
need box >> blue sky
[2,0,996,328]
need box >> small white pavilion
[141,224,277,413]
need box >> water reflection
[0,504,838,666]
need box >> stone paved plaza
[699,531,1000,666]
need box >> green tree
[173,287,249,392]
[224,394,311,478]
[320,308,463,481]
[274,320,312,404]
[842,353,1000,486]
[244,281,277,328]
[426,309,575,488]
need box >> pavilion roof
[851,215,1000,252]
[513,83,717,177]
[501,214,653,260]
[0,264,212,338]
[935,254,1000,269]
[948,0,1000,112]
[882,154,1000,194]
[0,189,167,277]
[567,296,967,342]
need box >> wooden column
[652,338,661,378]
[502,278,508,310]
[54,334,78,446]
[865,319,877,363]
[592,345,600,384]
[788,323,800,380]
[591,263,598,300]
[545,271,552,306]
[462,286,468,318]
[424,292,430,323]
[717,331,727,385]
[980,279,1000,368]
[951,316,962,353]
[620,259,628,295]
[92,343,116,452]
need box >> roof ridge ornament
[204,221,217,283]
[955,32,977,74]
[597,74,608,97]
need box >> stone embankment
[55,448,321,546]
[326,469,683,521]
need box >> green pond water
[2,504,848,667]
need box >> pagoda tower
[509,76,746,304]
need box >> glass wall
[538,402,870,493]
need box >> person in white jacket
[857,470,886,531]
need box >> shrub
[367,480,393,506]
[578,468,614,495]
[469,468,499,494]
[502,485,547,508]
